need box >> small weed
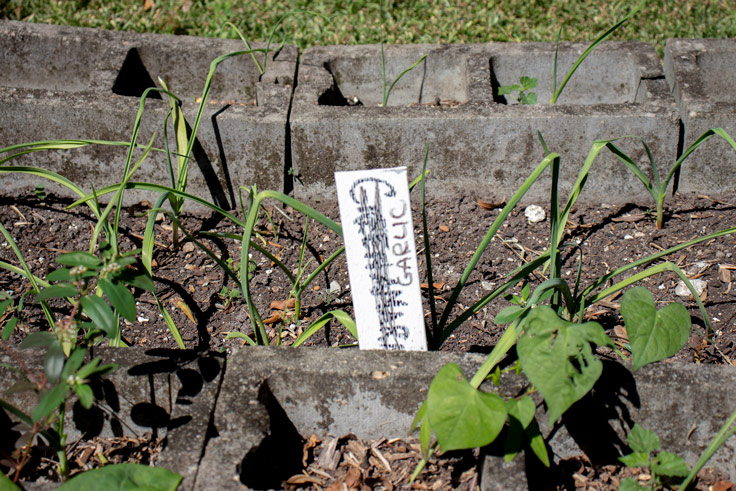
[497,76,537,104]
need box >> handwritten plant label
[335,167,427,351]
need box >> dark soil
[1,188,735,364]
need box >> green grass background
[1,1,734,57]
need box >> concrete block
[3,346,735,488]
[291,42,678,204]
[0,347,225,488]
[664,38,736,195]
[198,348,736,489]
[0,20,296,209]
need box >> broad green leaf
[627,423,660,454]
[526,420,550,467]
[119,269,155,291]
[35,285,78,302]
[621,287,690,370]
[498,84,520,95]
[73,383,94,409]
[0,470,21,490]
[652,451,690,477]
[62,348,86,379]
[57,463,182,491]
[99,278,136,322]
[77,358,116,379]
[46,268,72,282]
[57,252,102,269]
[79,295,116,337]
[504,395,537,462]
[519,92,537,104]
[619,478,648,491]
[427,363,507,451]
[517,306,610,426]
[32,383,68,422]
[520,76,538,90]
[619,452,651,468]
[506,395,536,428]
[2,316,17,340]
[44,341,65,383]
[20,331,57,348]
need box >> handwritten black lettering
[351,179,409,349]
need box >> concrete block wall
[292,41,678,203]
[664,38,736,195]
[0,20,296,210]
[3,347,734,489]
[1,20,734,208]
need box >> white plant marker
[335,167,427,351]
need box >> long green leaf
[550,0,645,103]
[437,152,560,340]
[0,221,56,329]
[292,310,357,347]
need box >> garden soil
[1,188,735,364]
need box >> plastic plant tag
[335,167,427,351]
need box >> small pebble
[329,280,341,294]
[675,279,707,298]
[524,205,546,224]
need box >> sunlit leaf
[427,363,506,451]
[621,287,690,370]
[517,306,610,426]
[57,463,182,491]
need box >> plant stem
[56,401,68,479]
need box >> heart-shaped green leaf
[621,287,690,370]
[58,463,182,491]
[517,306,610,426]
[427,363,507,451]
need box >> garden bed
[1,188,734,363]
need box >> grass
[2,1,734,57]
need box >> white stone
[524,205,546,223]
[329,280,341,294]
[675,279,707,298]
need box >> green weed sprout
[618,424,690,490]
[498,76,538,104]
[599,128,736,229]
[227,10,330,76]
[617,416,736,491]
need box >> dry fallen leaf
[711,480,735,491]
[176,300,195,324]
[420,282,445,290]
[270,298,296,311]
[477,197,505,210]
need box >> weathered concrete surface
[0,20,296,210]
[0,347,225,488]
[483,360,736,488]
[664,38,736,195]
[195,346,490,489]
[291,42,678,204]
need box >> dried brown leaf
[477,197,505,210]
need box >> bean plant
[409,129,736,479]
